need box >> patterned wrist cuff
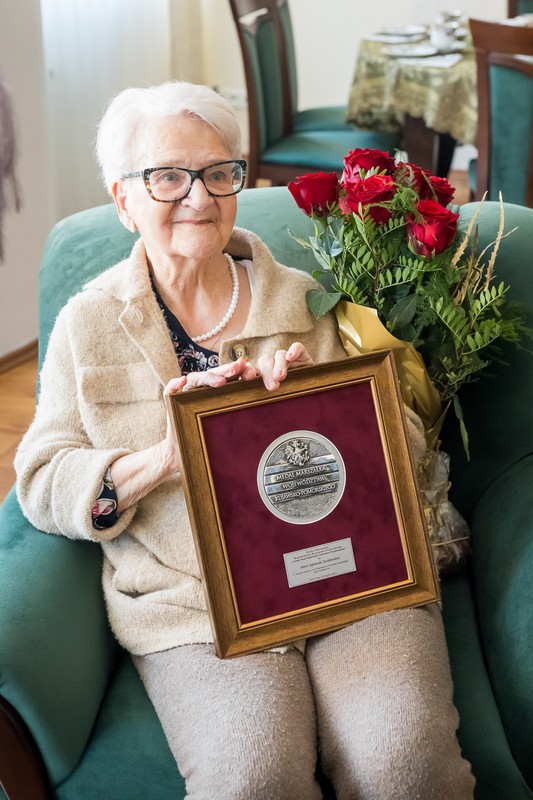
[92,466,119,530]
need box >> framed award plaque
[167,351,439,658]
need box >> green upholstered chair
[508,0,533,16]
[1,189,533,800]
[469,18,533,207]
[228,0,400,186]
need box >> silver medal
[257,431,346,524]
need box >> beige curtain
[40,0,204,219]
[0,73,20,260]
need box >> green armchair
[1,188,532,799]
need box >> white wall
[0,0,55,358]
[200,0,243,89]
[170,0,204,83]
[200,0,249,151]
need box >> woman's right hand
[164,357,258,394]
[161,357,258,475]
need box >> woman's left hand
[258,342,314,391]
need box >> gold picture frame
[167,351,439,658]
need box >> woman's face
[113,114,238,266]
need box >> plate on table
[378,24,427,37]
[383,43,438,57]
[383,41,466,57]
[365,33,426,43]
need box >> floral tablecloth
[347,37,478,146]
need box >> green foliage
[306,289,343,319]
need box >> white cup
[430,23,456,52]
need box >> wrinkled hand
[159,348,313,474]
[164,357,258,395]
[161,358,258,473]
[258,342,314,390]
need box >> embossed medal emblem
[257,430,346,524]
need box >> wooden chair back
[228,0,291,185]
[470,18,533,207]
[229,0,306,137]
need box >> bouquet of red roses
[288,148,528,452]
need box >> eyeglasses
[121,160,247,203]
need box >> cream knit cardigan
[16,227,360,655]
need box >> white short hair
[95,81,243,195]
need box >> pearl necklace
[190,253,240,344]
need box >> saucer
[378,24,427,37]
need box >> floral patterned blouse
[91,285,219,530]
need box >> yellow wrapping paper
[335,300,447,449]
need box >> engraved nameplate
[284,538,357,587]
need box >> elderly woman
[15,81,474,800]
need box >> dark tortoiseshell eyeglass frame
[121,160,247,203]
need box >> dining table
[346,25,477,177]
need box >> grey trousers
[133,605,475,800]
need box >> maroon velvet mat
[201,381,409,624]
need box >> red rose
[342,174,397,223]
[427,175,455,206]
[342,148,395,185]
[396,163,456,205]
[406,199,459,256]
[288,172,339,216]
[395,161,431,195]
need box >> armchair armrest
[442,575,533,799]
[470,455,533,790]
[0,487,119,787]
